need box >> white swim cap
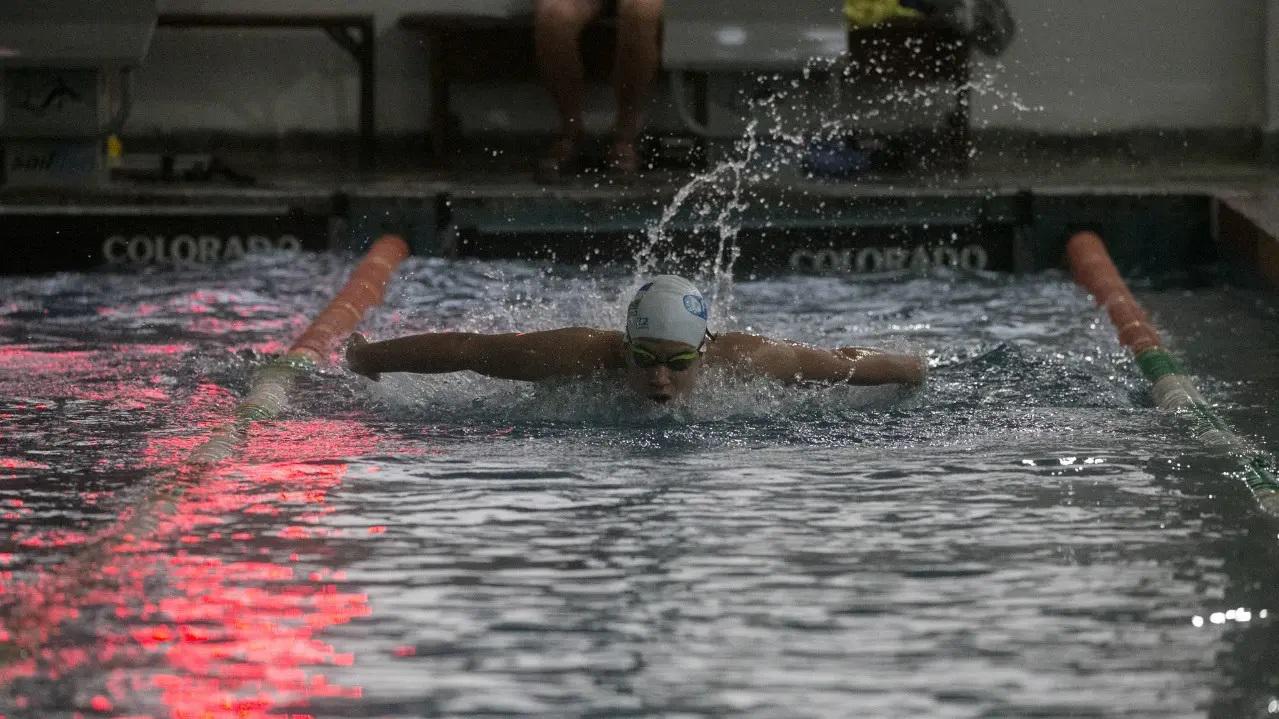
[625,275,709,348]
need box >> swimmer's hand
[345,333,380,381]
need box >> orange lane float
[1066,231,1279,514]
[190,234,410,464]
[0,236,411,669]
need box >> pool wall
[2,186,1274,286]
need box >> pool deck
[2,135,1278,283]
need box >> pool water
[1,254,1278,718]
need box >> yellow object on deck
[844,0,923,27]
[106,134,123,168]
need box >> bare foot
[606,139,642,176]
[536,135,583,182]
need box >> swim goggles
[626,344,702,372]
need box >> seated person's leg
[610,0,664,174]
[535,0,605,176]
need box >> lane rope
[0,235,411,666]
[1066,231,1279,514]
[189,234,410,464]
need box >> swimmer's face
[623,338,704,405]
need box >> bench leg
[358,21,376,170]
[944,66,972,172]
[691,71,709,127]
[691,71,709,164]
[426,31,451,163]
[325,21,377,170]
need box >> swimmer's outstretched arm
[345,328,624,382]
[711,333,925,386]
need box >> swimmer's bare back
[703,333,925,385]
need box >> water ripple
[1,257,1277,717]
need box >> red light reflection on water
[0,347,95,375]
[184,317,291,337]
[0,344,189,411]
[0,459,50,472]
[89,298,292,355]
[1,419,387,719]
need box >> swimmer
[345,275,925,404]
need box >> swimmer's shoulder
[521,327,621,343]
[552,327,625,370]
[705,332,772,366]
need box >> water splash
[630,51,1041,328]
